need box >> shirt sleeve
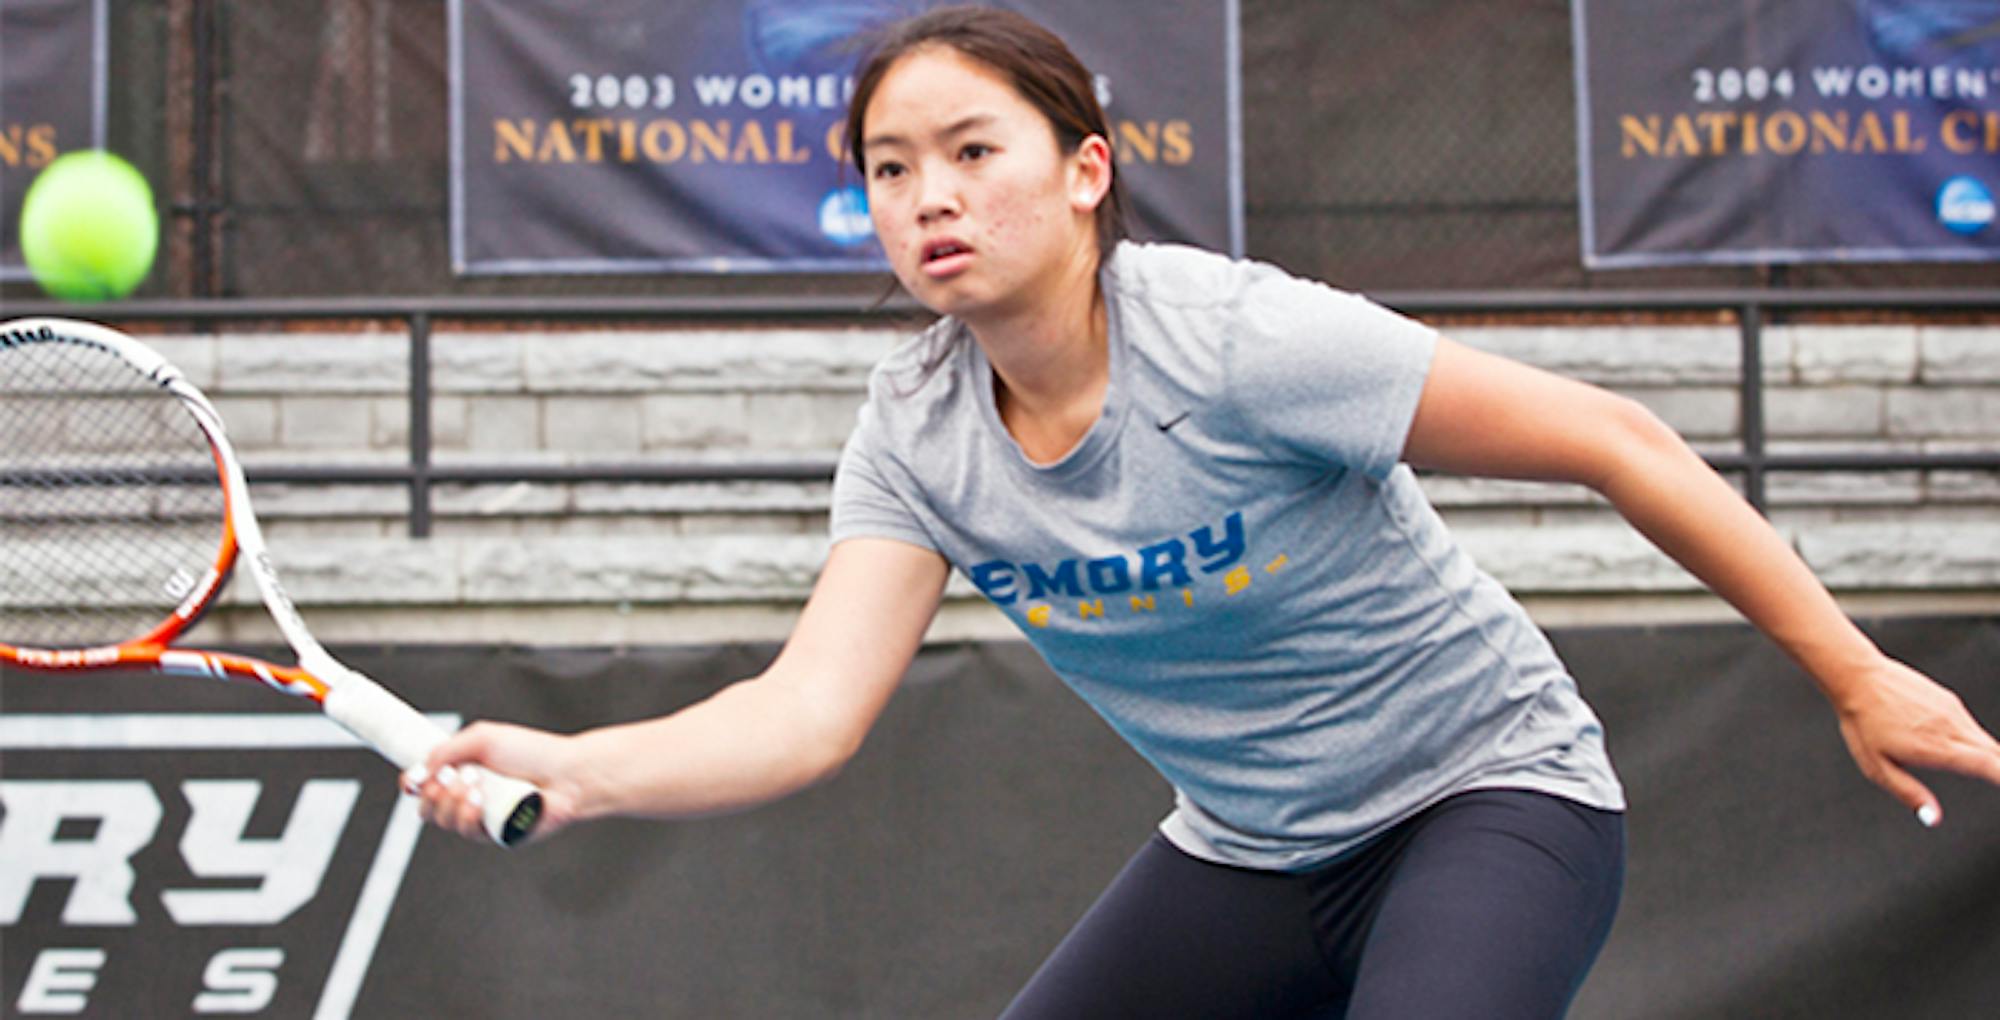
[1221,263,1439,481]
[828,396,940,552]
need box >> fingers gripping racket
[0,317,542,845]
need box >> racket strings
[1,338,228,650]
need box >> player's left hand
[1831,657,2000,827]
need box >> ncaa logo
[818,186,875,247]
[1,713,437,1018]
[1936,176,1995,236]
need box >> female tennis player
[411,7,2000,1016]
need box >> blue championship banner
[1574,1,2000,267]
[449,0,1241,275]
[0,0,107,282]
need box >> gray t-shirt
[832,242,1624,871]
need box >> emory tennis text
[967,511,1291,628]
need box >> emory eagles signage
[1573,0,2000,267]
[448,0,1242,274]
[0,713,430,1018]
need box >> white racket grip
[321,677,545,847]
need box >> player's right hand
[405,721,583,845]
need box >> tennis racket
[0,317,542,846]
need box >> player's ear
[1067,134,1113,214]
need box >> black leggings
[1000,789,1625,1020]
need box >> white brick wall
[1452,325,1742,384]
[220,333,406,392]
[280,395,375,449]
[1923,326,2000,382]
[134,322,1999,631]
[1780,324,1918,384]
[1887,388,2000,438]
[542,395,645,454]
[639,392,755,449]
[454,395,539,453]
[210,396,281,449]
[1765,387,1883,438]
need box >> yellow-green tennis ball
[18,150,159,301]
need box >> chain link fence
[6,0,1996,301]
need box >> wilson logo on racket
[164,566,201,601]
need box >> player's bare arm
[1404,336,2000,823]
[413,537,949,841]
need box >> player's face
[861,46,1101,322]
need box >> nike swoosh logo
[1156,412,1190,432]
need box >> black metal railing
[3,290,1996,535]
